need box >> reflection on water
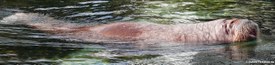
[1,0,275,65]
[0,45,80,64]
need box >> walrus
[0,13,259,44]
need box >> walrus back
[95,22,144,41]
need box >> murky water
[1,0,275,65]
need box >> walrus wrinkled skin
[0,13,259,44]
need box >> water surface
[1,0,275,65]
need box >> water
[1,0,275,65]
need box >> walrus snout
[225,19,259,42]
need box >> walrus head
[223,19,259,42]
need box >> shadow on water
[1,0,275,65]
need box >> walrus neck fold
[172,19,231,43]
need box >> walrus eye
[227,19,239,35]
[229,19,239,28]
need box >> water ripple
[67,11,113,17]
[34,5,90,10]
[78,1,109,4]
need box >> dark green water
[1,0,275,65]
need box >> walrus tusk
[1,13,259,44]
